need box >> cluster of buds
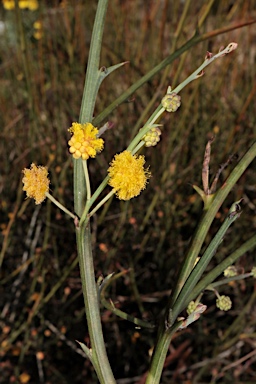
[216,295,232,311]
[251,266,256,278]
[224,265,238,277]
[161,92,181,112]
[179,302,207,329]
[186,301,198,315]
[142,126,162,147]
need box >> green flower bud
[187,301,197,315]
[161,92,181,112]
[251,266,256,278]
[143,126,161,147]
[216,295,232,311]
[223,266,237,277]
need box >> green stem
[75,0,109,217]
[132,141,146,155]
[79,176,110,226]
[145,322,182,384]
[208,272,252,288]
[73,0,115,382]
[170,201,240,322]
[88,190,115,218]
[187,234,256,304]
[77,224,115,383]
[99,271,155,329]
[82,160,91,200]
[172,43,237,95]
[45,192,76,219]
[127,43,236,156]
[79,5,108,124]
[146,142,256,383]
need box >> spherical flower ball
[68,122,104,160]
[108,150,151,200]
[22,163,50,204]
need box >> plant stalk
[76,223,115,383]
[145,322,181,384]
[73,0,115,382]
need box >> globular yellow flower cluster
[161,92,181,112]
[108,150,151,200]
[22,163,50,204]
[143,126,161,147]
[68,122,104,160]
[2,0,39,10]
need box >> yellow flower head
[108,150,151,200]
[19,0,39,10]
[22,163,50,204]
[3,0,39,10]
[68,122,104,160]
[28,0,38,10]
[2,0,15,9]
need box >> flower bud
[143,126,161,147]
[161,92,181,112]
[223,266,237,277]
[187,301,197,315]
[251,266,256,278]
[216,295,232,311]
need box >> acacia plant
[20,0,256,383]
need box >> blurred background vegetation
[0,0,256,383]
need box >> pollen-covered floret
[108,150,151,200]
[68,122,104,160]
[22,163,50,204]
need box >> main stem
[76,223,115,383]
[73,0,115,382]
